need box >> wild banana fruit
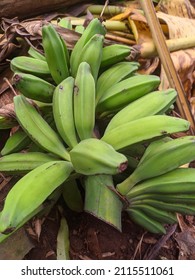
[10,56,51,79]
[71,34,104,81]
[102,115,190,151]
[70,138,128,175]
[0,161,73,234]
[0,115,17,129]
[117,136,195,195]
[1,128,31,155]
[42,23,69,84]
[53,76,78,148]
[96,61,139,104]
[74,62,95,140]
[13,73,55,103]
[105,89,177,133]
[28,46,46,61]
[96,74,161,113]
[70,18,106,77]
[129,204,177,224]
[126,167,195,199]
[126,208,166,234]
[0,152,59,174]
[14,95,70,161]
[100,44,131,68]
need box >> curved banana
[42,23,69,84]
[96,74,161,113]
[28,46,46,61]
[10,56,51,79]
[126,208,166,234]
[129,204,177,224]
[96,61,139,104]
[13,73,55,103]
[0,160,73,234]
[100,44,131,68]
[105,89,177,133]
[118,136,195,195]
[102,115,190,151]
[0,152,59,174]
[71,34,104,81]
[14,95,70,161]
[1,128,31,156]
[70,138,128,175]
[53,76,78,148]
[74,62,95,140]
[126,167,195,199]
[70,18,106,77]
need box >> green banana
[129,204,177,224]
[0,152,59,174]
[13,73,55,103]
[0,115,17,129]
[101,115,190,151]
[10,56,51,79]
[70,138,128,175]
[130,199,195,216]
[100,44,131,68]
[75,25,85,34]
[70,18,106,77]
[14,95,70,161]
[104,89,177,133]
[1,128,31,155]
[96,61,139,104]
[28,46,46,61]
[42,23,69,84]
[96,74,161,113]
[53,76,78,148]
[126,168,195,199]
[58,18,72,29]
[0,161,73,234]
[74,62,95,140]
[71,34,104,81]
[62,179,83,212]
[126,208,166,234]
[117,136,195,195]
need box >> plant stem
[87,5,125,16]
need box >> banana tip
[119,161,128,173]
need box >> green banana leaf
[84,175,123,231]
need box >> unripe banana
[10,56,51,79]
[96,74,161,113]
[70,18,106,77]
[1,128,31,155]
[117,136,195,195]
[0,115,17,129]
[62,179,83,212]
[42,23,70,84]
[129,204,177,224]
[14,95,70,161]
[71,34,104,81]
[100,44,131,68]
[126,167,195,199]
[13,73,55,103]
[0,161,73,234]
[130,199,195,216]
[102,115,190,151]
[126,208,166,234]
[53,76,78,148]
[28,46,46,61]
[74,62,95,140]
[0,152,59,174]
[105,89,177,133]
[70,138,128,175]
[96,61,139,105]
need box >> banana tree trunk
[0,0,88,19]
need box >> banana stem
[103,20,129,32]
[137,36,195,58]
[86,5,125,15]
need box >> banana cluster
[0,18,194,238]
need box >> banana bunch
[1,18,195,240]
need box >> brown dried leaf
[157,0,195,18]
